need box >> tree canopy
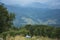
[0,3,15,33]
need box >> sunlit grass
[6,35,56,40]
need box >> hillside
[6,5,60,26]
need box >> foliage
[2,24,60,39]
[21,24,60,39]
[0,3,15,33]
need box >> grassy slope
[6,35,56,40]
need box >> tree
[0,3,15,33]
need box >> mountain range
[5,5,60,27]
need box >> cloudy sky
[0,0,60,9]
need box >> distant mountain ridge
[6,5,60,26]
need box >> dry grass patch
[6,35,57,40]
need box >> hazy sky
[0,0,60,9]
